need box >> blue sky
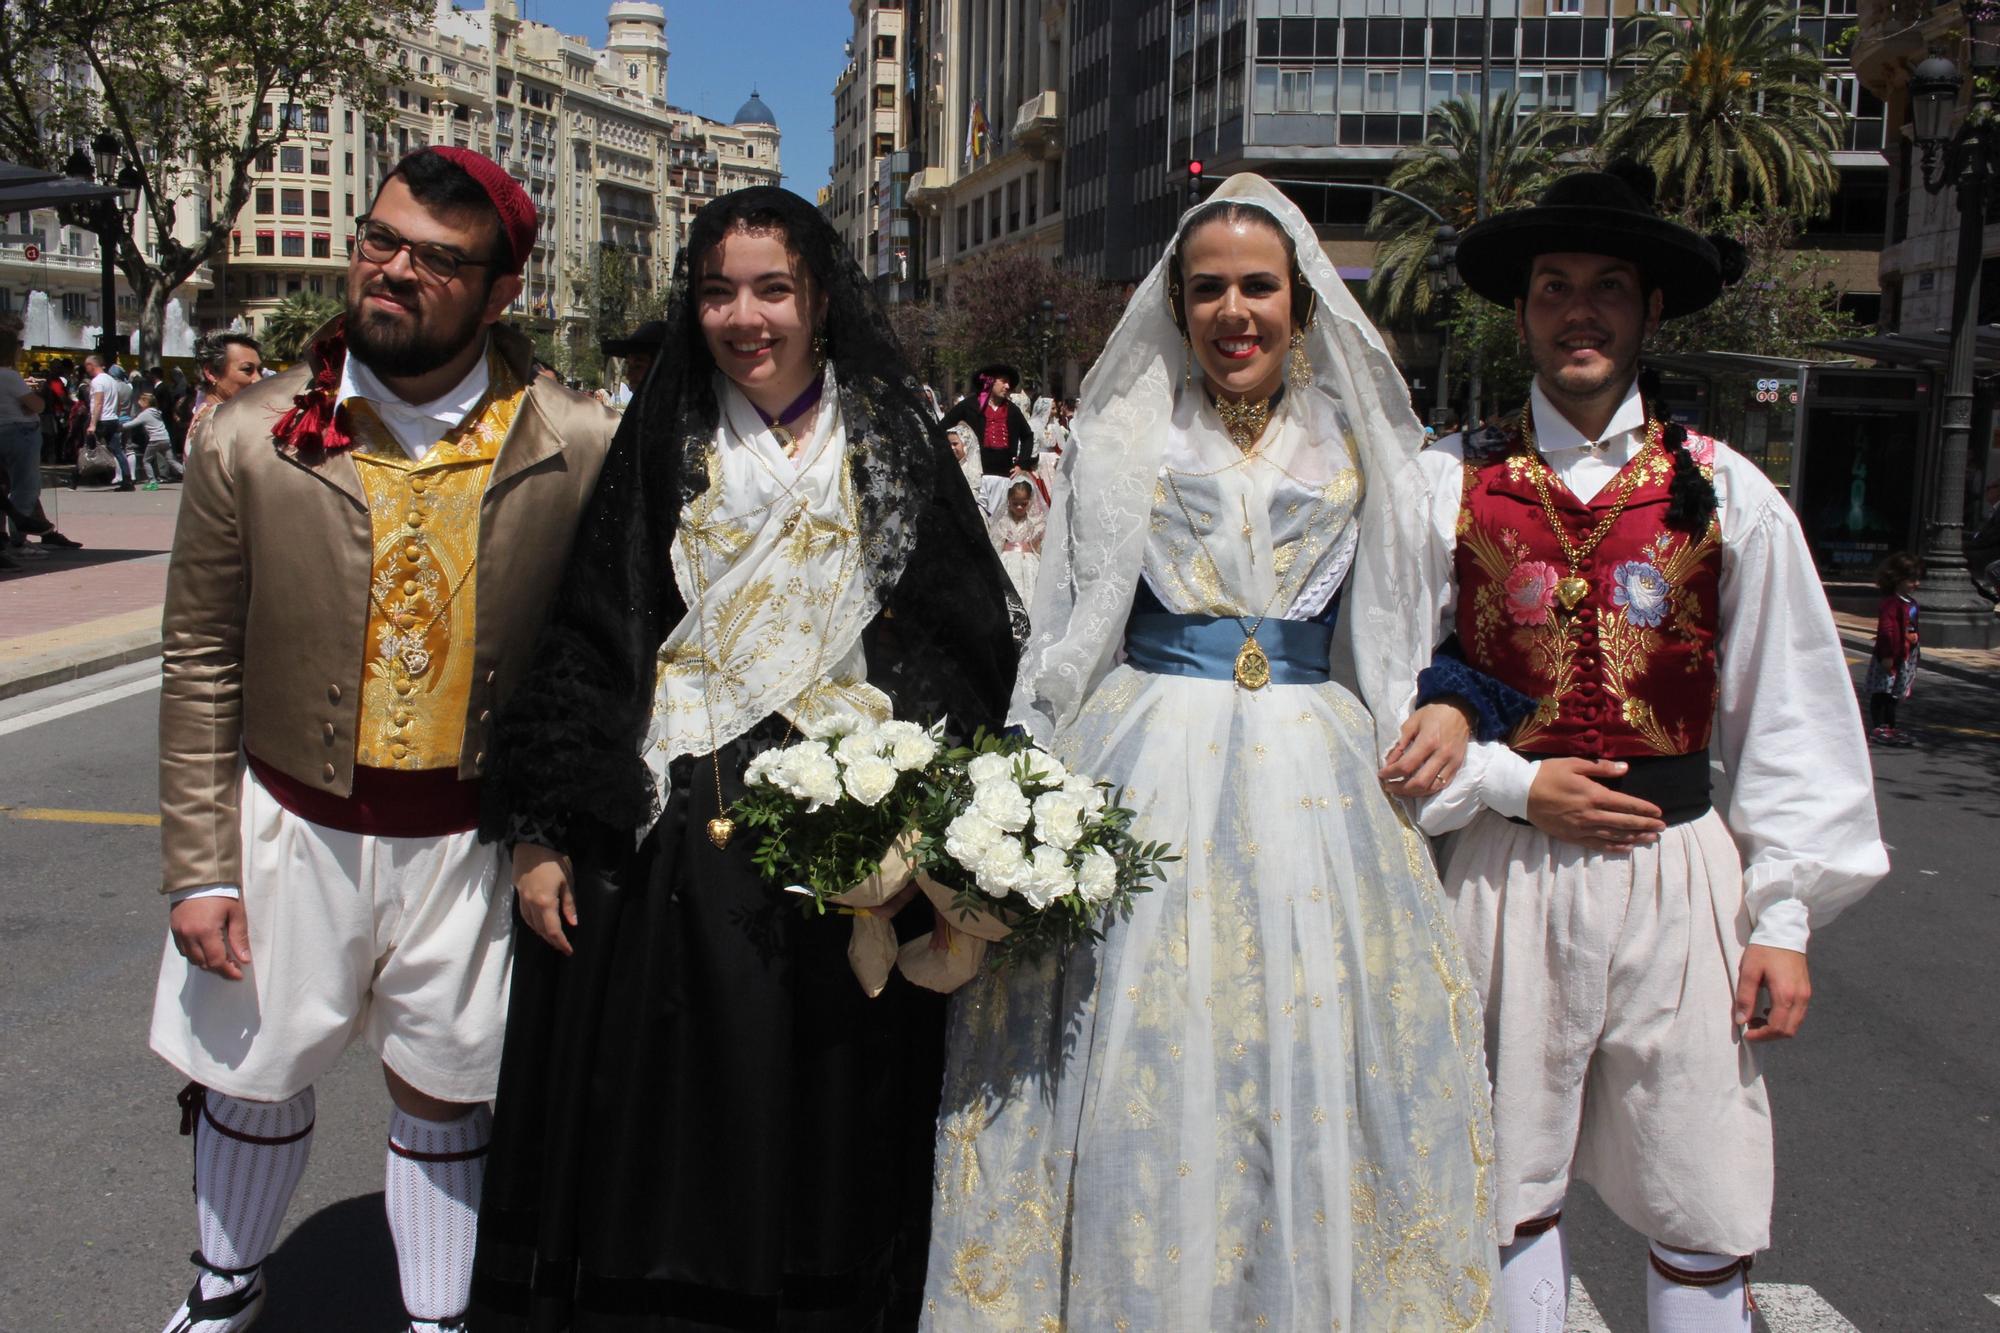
[531,0,849,200]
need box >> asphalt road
[0,655,1994,1331]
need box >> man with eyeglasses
[149,146,618,1333]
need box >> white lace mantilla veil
[1013,172,1437,755]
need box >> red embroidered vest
[1453,420,1724,759]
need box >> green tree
[1599,0,1846,225]
[564,242,668,388]
[1366,93,1562,323]
[0,0,427,362]
[1647,209,1861,358]
[927,250,1127,393]
[259,290,343,363]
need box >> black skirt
[469,724,947,1332]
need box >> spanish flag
[964,98,988,168]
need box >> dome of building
[733,90,778,127]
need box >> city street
[0,650,1994,1330]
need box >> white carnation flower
[782,744,843,810]
[1030,790,1087,851]
[836,730,885,766]
[972,778,1032,832]
[1062,772,1107,814]
[743,748,783,789]
[974,835,1030,896]
[803,711,863,741]
[965,752,1014,786]
[877,720,939,772]
[944,810,1004,867]
[1017,748,1068,790]
[1021,843,1077,909]
[841,754,900,807]
[1076,846,1119,904]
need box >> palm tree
[1598,0,1845,225]
[1366,93,1561,324]
[260,291,344,363]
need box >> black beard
[345,283,487,381]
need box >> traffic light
[1187,159,1204,201]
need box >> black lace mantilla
[482,187,1018,855]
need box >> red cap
[406,147,537,275]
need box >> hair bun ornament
[1708,232,1750,288]
[1603,156,1659,206]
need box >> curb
[0,631,162,703]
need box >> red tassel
[271,321,354,456]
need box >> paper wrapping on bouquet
[825,833,1015,997]
[898,873,1014,995]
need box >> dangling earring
[812,329,829,366]
[1182,335,1195,386]
[1288,327,1312,392]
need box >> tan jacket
[158,325,617,893]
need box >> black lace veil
[482,186,1016,851]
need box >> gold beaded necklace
[1516,402,1664,612]
[1213,392,1274,453]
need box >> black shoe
[36,530,81,549]
[114,481,135,492]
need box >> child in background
[1866,551,1923,745]
[989,477,1045,606]
[128,390,180,488]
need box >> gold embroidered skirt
[922,666,1501,1331]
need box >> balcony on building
[1012,90,1062,158]
[906,166,951,213]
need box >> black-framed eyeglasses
[353,216,499,284]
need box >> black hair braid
[1661,420,1718,535]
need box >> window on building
[264,275,278,297]
[344,109,354,132]
[281,232,305,257]
[1006,180,1020,233]
[279,146,303,173]
[311,233,331,258]
[1549,0,1581,12]
[310,107,329,132]
[280,103,304,130]
[256,232,275,256]
[1544,71,1578,113]
[281,189,304,216]
[1046,160,1061,215]
[311,151,329,175]
[972,203,984,245]
[343,152,354,175]
[876,35,896,59]
[874,133,894,158]
[257,150,275,172]
[875,84,895,110]
[956,205,969,252]
[256,105,273,131]
[311,190,330,217]
[256,187,274,214]
[1026,169,1039,225]
[399,90,410,109]
[344,193,354,216]
[419,96,430,115]
[497,77,511,98]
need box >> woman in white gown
[922,174,1500,1330]
[988,478,1045,607]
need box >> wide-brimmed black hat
[600,319,668,357]
[1455,160,1741,320]
[976,363,1022,385]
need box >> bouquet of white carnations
[734,719,1173,994]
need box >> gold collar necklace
[1211,384,1284,454]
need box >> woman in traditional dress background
[468,186,1017,1331]
[921,173,1500,1331]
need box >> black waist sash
[1507,748,1712,828]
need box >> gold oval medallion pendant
[706,817,735,850]
[1233,635,1272,691]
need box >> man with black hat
[148,146,616,1333]
[1408,161,1888,1332]
[600,317,667,408]
[938,362,1036,475]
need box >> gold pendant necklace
[1213,392,1273,454]
[1516,403,1663,612]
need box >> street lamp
[1425,223,1461,431]
[60,132,139,363]
[1032,297,1069,399]
[1906,45,2000,645]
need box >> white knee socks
[384,1104,491,1327]
[1499,1216,1569,1333]
[1647,1242,1752,1333]
[192,1087,317,1301]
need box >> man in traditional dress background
[1411,160,1889,1333]
[149,146,616,1333]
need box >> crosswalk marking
[1755,1283,1862,1332]
[1567,1276,1613,1332]
[1988,1292,2000,1310]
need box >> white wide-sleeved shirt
[336,338,492,461]
[1415,378,1888,953]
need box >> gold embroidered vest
[348,356,523,770]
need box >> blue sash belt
[1123,612,1333,686]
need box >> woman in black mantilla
[468,187,1018,1331]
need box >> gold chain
[1162,468,1339,690]
[366,554,475,679]
[1516,402,1663,611]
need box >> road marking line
[0,670,159,737]
[1925,723,2000,740]
[1567,1276,1613,1332]
[0,805,160,827]
[1988,1291,2000,1310]
[1753,1283,1862,1332]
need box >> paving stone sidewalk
[0,482,180,700]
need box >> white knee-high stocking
[191,1086,317,1299]
[1499,1214,1569,1333]
[1646,1242,1753,1333]
[384,1104,491,1328]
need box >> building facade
[829,0,912,280]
